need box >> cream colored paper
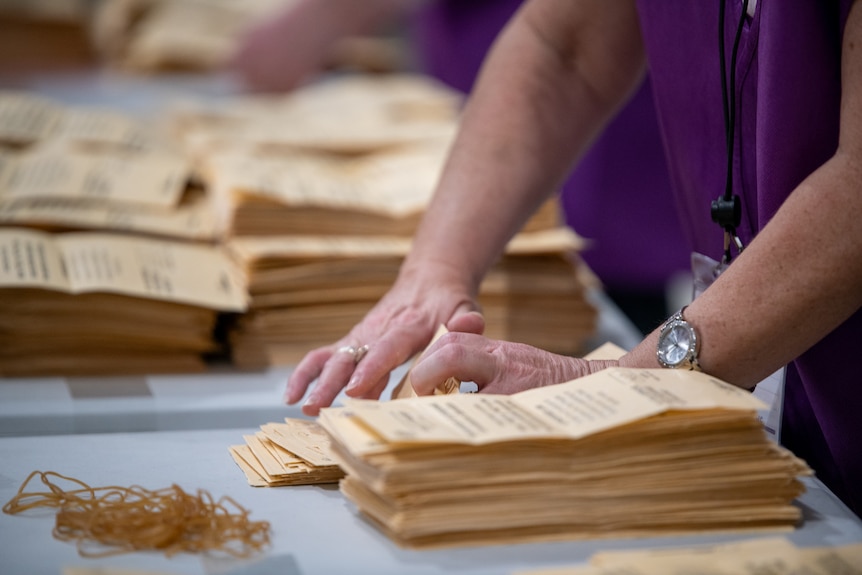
[230,418,346,487]
[517,539,862,575]
[179,74,461,154]
[244,434,290,480]
[230,443,330,486]
[228,235,413,262]
[0,188,228,241]
[228,227,582,265]
[391,324,460,400]
[115,0,287,72]
[317,406,389,457]
[582,341,627,360]
[58,107,162,151]
[337,395,560,448]
[208,139,451,219]
[0,91,62,145]
[0,228,67,289]
[0,151,189,208]
[589,537,797,568]
[260,418,340,467]
[512,368,767,439]
[340,367,768,448]
[0,228,247,311]
[798,543,862,573]
[519,539,862,575]
[0,91,164,150]
[229,444,272,487]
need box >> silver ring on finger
[336,344,370,364]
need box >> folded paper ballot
[318,367,812,548]
[229,418,345,487]
[516,537,862,575]
[231,327,460,487]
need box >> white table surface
[0,427,860,575]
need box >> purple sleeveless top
[410,0,690,292]
[636,0,861,515]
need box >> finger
[365,372,393,401]
[344,325,434,397]
[409,333,498,395]
[446,308,485,335]
[302,348,360,416]
[284,347,331,405]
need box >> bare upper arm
[839,1,862,159]
[516,0,646,112]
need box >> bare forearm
[316,0,412,37]
[624,154,862,385]
[402,0,645,290]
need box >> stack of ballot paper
[191,75,474,238]
[0,227,247,376]
[188,74,558,236]
[0,76,601,378]
[183,74,595,368]
[206,139,456,237]
[318,367,812,549]
[229,418,345,487]
[0,91,170,152]
[225,227,597,367]
[0,92,229,242]
[0,148,231,242]
[517,537,862,575]
[174,74,463,154]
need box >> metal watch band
[657,306,701,371]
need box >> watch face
[659,324,693,366]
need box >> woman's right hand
[284,264,485,415]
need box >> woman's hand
[229,1,342,92]
[228,0,407,93]
[285,265,485,415]
[408,331,619,396]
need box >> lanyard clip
[722,229,744,264]
[711,194,744,263]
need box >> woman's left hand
[407,331,619,396]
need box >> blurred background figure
[231,0,692,336]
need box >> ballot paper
[319,367,811,548]
[0,90,166,150]
[515,537,862,575]
[229,418,344,487]
[226,227,595,368]
[0,227,247,376]
[0,150,189,208]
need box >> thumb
[446,303,485,335]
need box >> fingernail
[303,395,317,408]
[345,376,360,393]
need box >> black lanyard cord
[712,0,749,263]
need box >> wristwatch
[656,307,701,371]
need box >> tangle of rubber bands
[2,470,271,558]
